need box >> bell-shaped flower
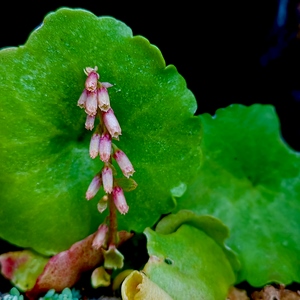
[92,224,109,250]
[102,109,122,140]
[85,91,98,116]
[89,133,101,159]
[85,115,95,130]
[77,89,88,108]
[86,173,102,200]
[113,186,129,215]
[97,87,111,112]
[85,69,99,92]
[99,133,112,162]
[102,165,113,194]
[113,149,135,178]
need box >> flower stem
[108,192,118,246]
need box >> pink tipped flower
[113,149,135,178]
[89,133,101,159]
[102,165,113,194]
[97,87,111,112]
[85,91,98,116]
[85,115,96,130]
[92,224,109,250]
[85,70,99,92]
[113,186,129,215]
[102,109,122,140]
[86,173,102,200]
[99,133,112,162]
[77,89,88,108]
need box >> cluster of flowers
[77,67,135,250]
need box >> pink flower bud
[85,91,98,116]
[102,109,122,140]
[77,89,88,108]
[85,71,99,92]
[102,165,113,194]
[86,173,102,200]
[92,224,109,250]
[113,186,129,215]
[97,87,111,112]
[85,115,95,130]
[99,133,112,162]
[113,149,135,178]
[89,133,101,159]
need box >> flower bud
[99,133,112,162]
[102,109,122,140]
[77,89,88,108]
[113,186,129,215]
[85,91,98,116]
[102,165,113,194]
[85,70,99,92]
[86,173,102,200]
[85,115,96,130]
[89,133,101,159]
[97,87,111,112]
[113,149,135,178]
[92,224,109,250]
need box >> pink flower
[113,186,129,215]
[85,70,99,92]
[97,87,111,112]
[85,91,98,116]
[102,165,113,194]
[86,173,102,200]
[113,149,135,178]
[77,89,88,108]
[99,133,112,162]
[89,133,100,159]
[85,115,95,130]
[92,224,109,250]
[102,109,122,140]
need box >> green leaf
[175,104,300,286]
[0,8,201,255]
[143,220,236,300]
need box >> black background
[1,1,300,150]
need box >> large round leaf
[175,104,300,286]
[0,8,201,255]
[143,221,236,300]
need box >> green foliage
[0,8,201,255]
[3,288,24,300]
[0,5,300,296]
[143,211,238,300]
[175,104,300,286]
[41,288,81,300]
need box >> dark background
[1,1,300,150]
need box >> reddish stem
[108,191,118,246]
